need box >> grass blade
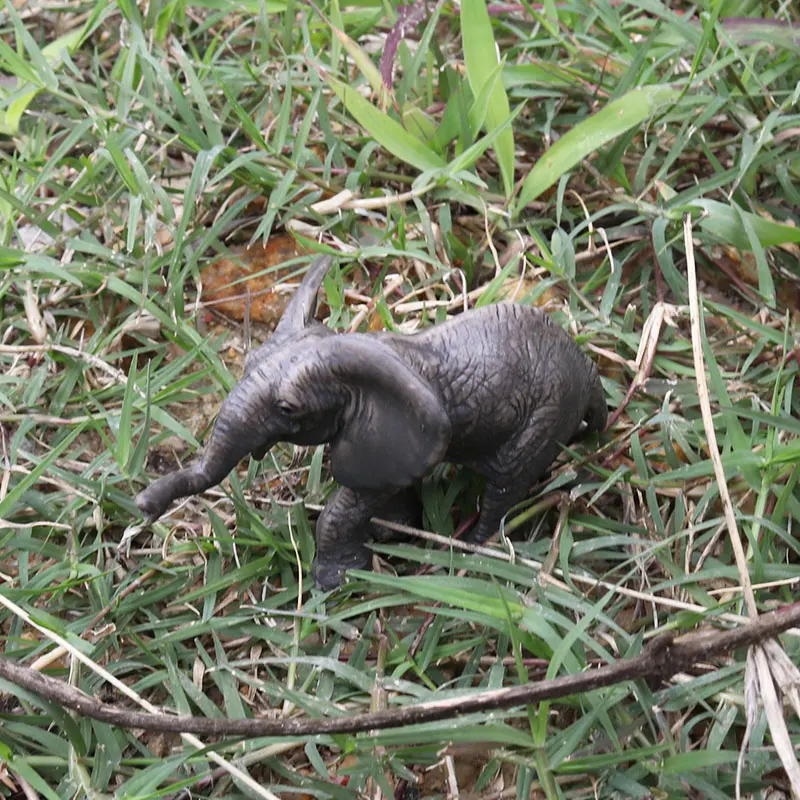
[516,84,680,211]
[0,29,83,135]
[327,76,445,172]
[330,22,389,106]
[461,0,515,195]
[682,197,800,249]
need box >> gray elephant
[135,256,607,589]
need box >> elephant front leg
[312,487,398,590]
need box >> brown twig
[2,603,799,738]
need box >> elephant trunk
[135,379,273,523]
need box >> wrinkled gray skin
[135,256,607,589]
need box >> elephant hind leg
[369,487,422,542]
[469,412,564,544]
[312,486,399,590]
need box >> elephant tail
[584,363,608,434]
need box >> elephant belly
[442,418,518,467]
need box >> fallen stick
[2,602,799,738]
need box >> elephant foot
[312,549,372,590]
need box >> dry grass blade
[310,187,423,212]
[0,343,141,395]
[23,281,47,344]
[738,648,760,800]
[763,639,800,720]
[683,213,756,616]
[754,646,800,796]
[684,213,800,796]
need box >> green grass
[1,0,799,797]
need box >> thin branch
[0,589,280,800]
[373,518,758,626]
[1,603,799,737]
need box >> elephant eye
[276,400,299,417]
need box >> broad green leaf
[155,1,179,41]
[0,29,83,135]
[4,1,59,89]
[370,720,534,748]
[129,366,153,478]
[431,79,472,152]
[0,39,39,85]
[125,147,158,208]
[357,573,523,619]
[516,84,680,211]
[327,77,445,172]
[662,750,740,773]
[738,203,775,303]
[116,355,138,472]
[461,0,515,195]
[446,102,524,178]
[402,104,437,142]
[555,743,672,774]
[272,66,293,152]
[115,754,191,797]
[102,138,140,195]
[682,198,800,250]
[468,58,506,138]
[23,255,82,285]
[5,759,62,800]
[503,62,573,89]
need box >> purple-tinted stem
[380,3,430,91]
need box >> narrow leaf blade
[516,84,680,211]
[327,76,445,172]
[461,0,515,196]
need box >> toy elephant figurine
[135,256,607,589]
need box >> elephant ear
[273,255,334,338]
[286,336,451,490]
[244,255,334,376]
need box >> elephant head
[134,256,451,523]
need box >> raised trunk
[135,435,252,523]
[136,379,273,522]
